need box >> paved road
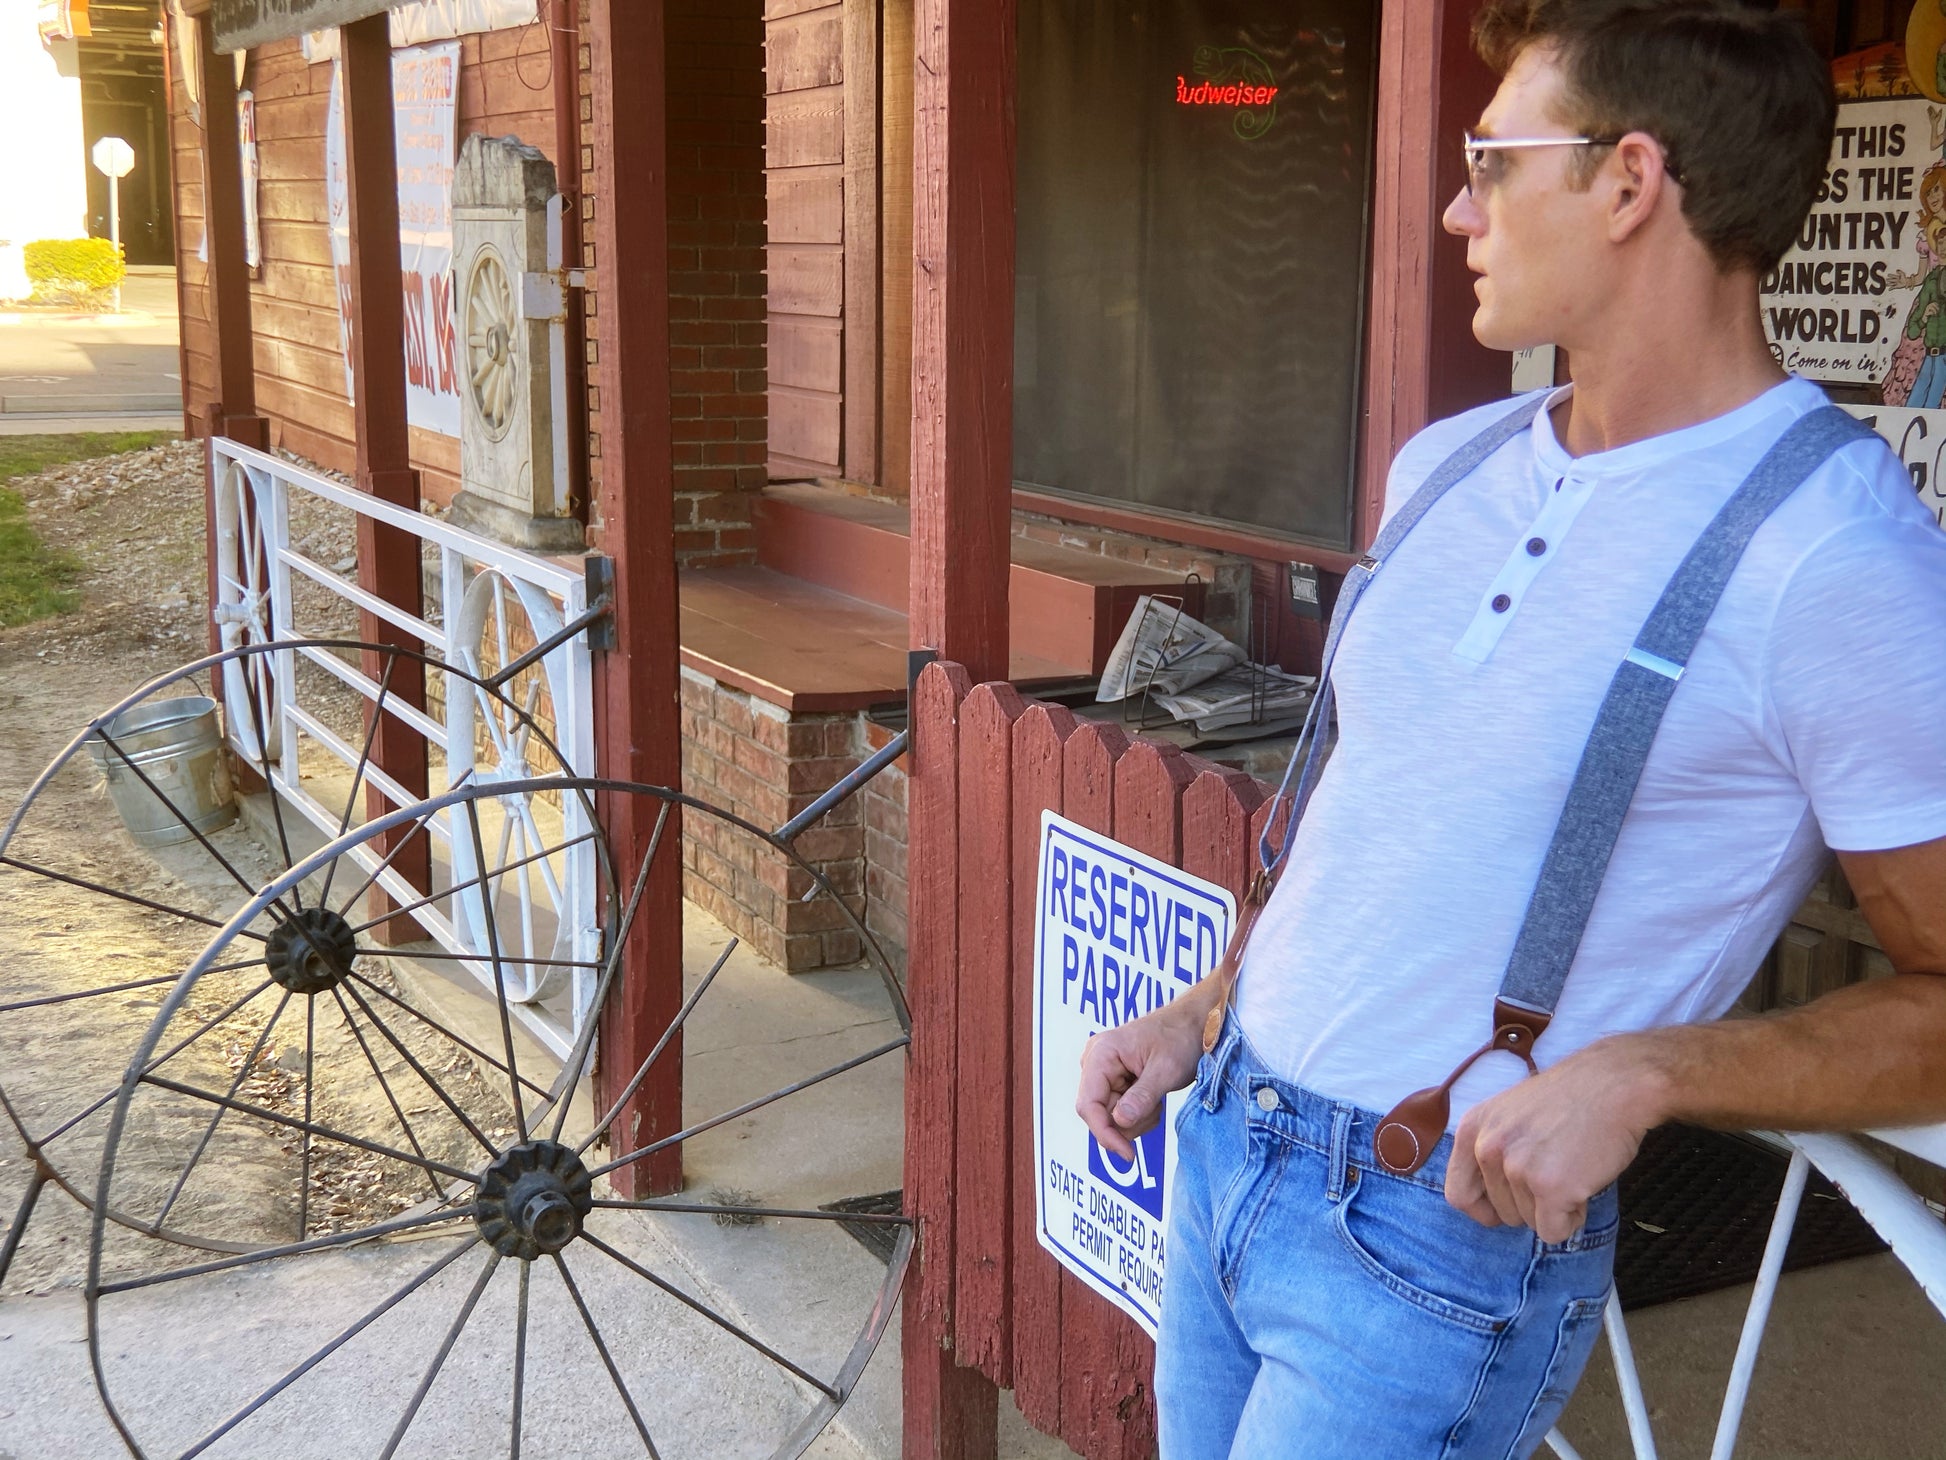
[0,265,183,421]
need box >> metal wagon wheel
[0,640,587,1274]
[210,457,281,762]
[85,778,912,1460]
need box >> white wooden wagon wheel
[210,458,282,765]
[0,641,589,1276]
[444,567,591,1010]
[84,778,912,1460]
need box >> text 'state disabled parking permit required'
[1032,809,1236,1338]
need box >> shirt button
[1492,593,1512,613]
[1255,1086,1280,1112]
[1526,537,1547,556]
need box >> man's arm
[1446,832,1946,1243]
[1076,972,1227,1161]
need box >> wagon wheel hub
[262,907,357,995]
[473,1140,594,1259]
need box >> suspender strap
[1371,404,1874,1173]
[1497,404,1875,1015]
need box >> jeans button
[1255,1086,1280,1112]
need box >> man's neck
[1548,275,1787,459]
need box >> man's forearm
[1600,972,1946,1134]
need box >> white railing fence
[208,435,600,1058]
[1547,1121,1946,1460]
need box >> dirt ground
[0,441,514,1300]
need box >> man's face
[1443,46,1609,353]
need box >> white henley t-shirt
[1233,375,1946,1126]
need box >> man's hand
[1445,1039,1664,1244]
[1076,982,1219,1161]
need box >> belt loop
[1326,1104,1354,1202]
[1201,1021,1239,1111]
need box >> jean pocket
[1333,1172,1535,1335]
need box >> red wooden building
[167,0,1908,1455]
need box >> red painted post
[902,660,997,1460]
[954,681,1025,1381]
[1009,702,1075,1430]
[339,13,430,940]
[585,0,685,1199]
[907,0,1016,683]
[1102,739,1196,1460]
[192,14,266,678]
[1056,720,1138,1460]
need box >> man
[1076,3,1946,1456]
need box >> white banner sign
[1761,97,1935,389]
[325,40,462,436]
[1032,810,1235,1339]
[1843,404,1946,529]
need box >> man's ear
[1606,131,1672,245]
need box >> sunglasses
[1462,132,1686,197]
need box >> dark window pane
[1014,1,1379,549]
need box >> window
[1014,1,1379,549]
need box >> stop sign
[91,136,135,179]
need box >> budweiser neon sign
[1175,77,1278,108]
[1175,45,1279,139]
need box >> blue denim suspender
[1195,394,1872,1169]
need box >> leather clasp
[1372,1000,1554,1176]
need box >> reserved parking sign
[1032,809,1236,1338]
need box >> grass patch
[0,430,179,485]
[0,431,177,627]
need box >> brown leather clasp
[1200,868,1275,1053]
[1372,999,1552,1176]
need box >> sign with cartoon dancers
[1760,96,1945,395]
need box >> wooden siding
[170,16,566,505]
[765,0,845,479]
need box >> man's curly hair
[1471,1,1834,273]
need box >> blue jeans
[1155,1020,1618,1460]
[1915,349,1946,411]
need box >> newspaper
[1096,596,1247,703]
[1153,664,1316,736]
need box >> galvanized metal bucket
[85,695,238,848]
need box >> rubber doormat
[820,1189,904,1264]
[1614,1125,1887,1311]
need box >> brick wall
[582,0,767,568]
[678,666,876,970]
[1011,510,1256,649]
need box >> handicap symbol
[1088,1119,1165,1222]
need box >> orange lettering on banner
[402,271,429,390]
[431,274,457,396]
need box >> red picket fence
[903,661,1286,1460]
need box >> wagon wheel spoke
[169,1236,482,1460]
[232,660,302,906]
[330,986,452,1205]
[297,995,316,1238]
[36,978,279,1149]
[332,765,478,914]
[590,1197,911,1228]
[133,1071,480,1185]
[589,1035,909,1182]
[555,1252,663,1459]
[339,828,596,940]
[379,1251,502,1460]
[337,978,499,1155]
[93,727,300,925]
[150,989,295,1234]
[316,654,399,910]
[464,797,529,1143]
[0,971,179,1013]
[95,1209,474,1298]
[344,971,554,1106]
[581,1231,838,1400]
[0,855,267,941]
[510,1256,530,1459]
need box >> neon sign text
[1176,77,1279,108]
